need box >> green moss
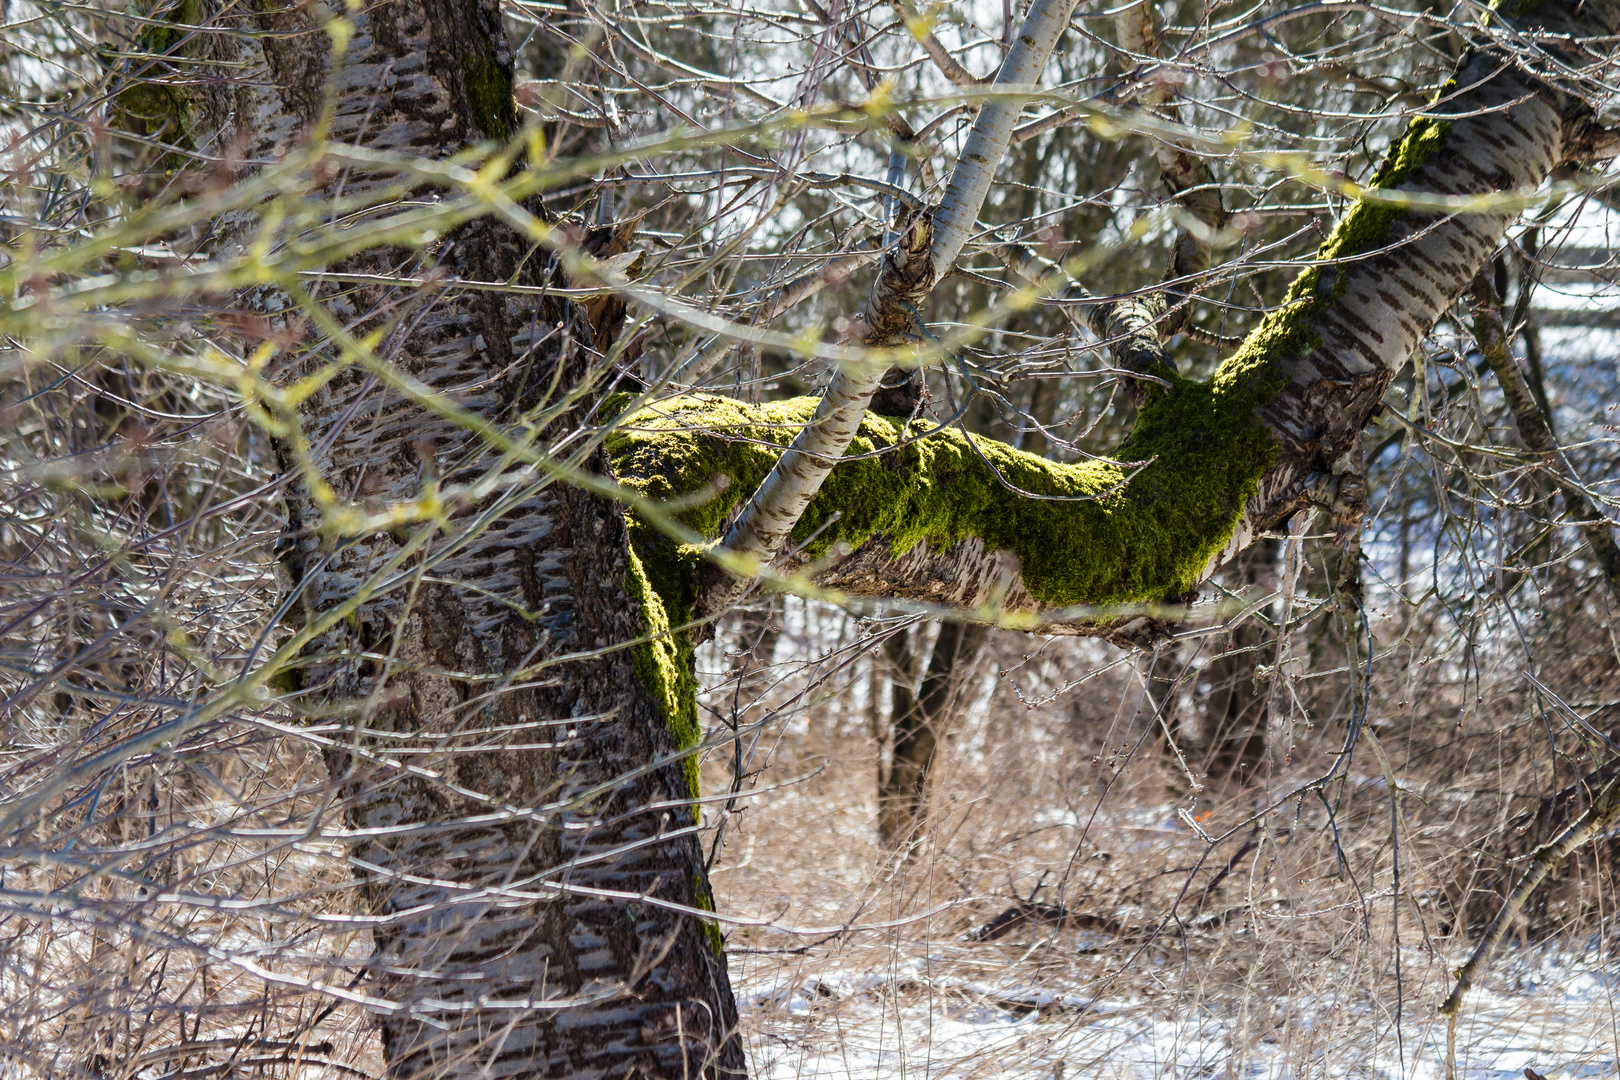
[1214,111,1450,389]
[608,111,1451,625]
[625,542,721,954]
[692,875,725,955]
[624,542,702,804]
[611,391,1268,612]
[266,664,302,694]
[109,0,206,157]
[1324,114,1451,270]
[461,52,517,142]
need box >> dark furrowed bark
[186,1,745,1076]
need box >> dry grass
[702,588,1620,1080]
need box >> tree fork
[693,0,1084,625]
[627,0,1620,644]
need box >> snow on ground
[736,944,1619,1080]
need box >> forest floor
[731,940,1617,1080]
[706,675,1620,1080]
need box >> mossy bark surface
[612,384,1272,617]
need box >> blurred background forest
[2,0,1619,1075]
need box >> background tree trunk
[1199,539,1278,788]
[728,597,783,727]
[877,621,988,849]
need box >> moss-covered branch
[607,102,1491,636]
[611,379,1275,626]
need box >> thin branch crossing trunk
[187,2,746,1075]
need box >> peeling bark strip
[640,0,1620,643]
[185,1,744,1076]
[697,0,1083,622]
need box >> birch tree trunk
[694,0,1084,621]
[185,2,744,1076]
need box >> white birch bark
[632,0,1620,646]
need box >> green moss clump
[1323,113,1451,270]
[625,540,722,955]
[611,390,1272,615]
[461,52,517,142]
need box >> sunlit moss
[607,107,1453,914]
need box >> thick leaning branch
[624,0,1620,646]
[692,0,1082,623]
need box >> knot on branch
[867,208,937,344]
[1305,455,1368,547]
[1093,293,1177,407]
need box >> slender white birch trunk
[695,0,1083,621]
